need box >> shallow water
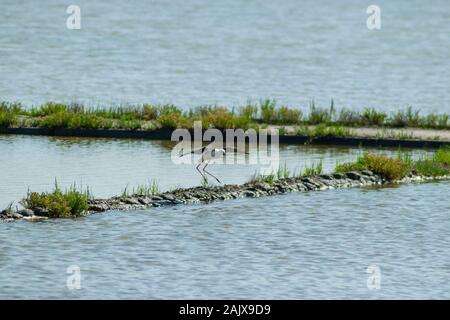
[0,134,432,208]
[1,181,449,299]
[1,135,449,299]
[1,0,449,112]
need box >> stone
[161,194,175,201]
[18,209,34,217]
[23,215,48,222]
[345,172,362,180]
[9,212,23,219]
[361,170,374,176]
[332,173,345,179]
[33,207,49,216]
[122,198,141,205]
[89,203,109,212]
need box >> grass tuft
[20,181,90,218]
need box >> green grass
[121,180,160,196]
[20,182,90,218]
[1,101,449,132]
[336,146,450,180]
[299,160,323,176]
[336,153,410,180]
[297,124,354,138]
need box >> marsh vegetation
[1,101,449,136]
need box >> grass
[336,146,450,180]
[121,180,160,197]
[297,124,354,138]
[20,182,90,218]
[300,160,323,176]
[2,100,448,133]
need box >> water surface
[1,181,449,299]
[1,0,449,112]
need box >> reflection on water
[0,134,433,208]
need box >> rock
[33,207,49,217]
[18,209,34,217]
[345,172,362,180]
[361,170,374,176]
[9,212,23,219]
[243,190,256,197]
[23,215,48,222]
[122,198,141,205]
[89,203,109,212]
[332,173,345,179]
[161,194,175,201]
[138,197,152,205]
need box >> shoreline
[2,171,449,222]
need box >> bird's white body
[180,146,247,184]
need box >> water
[0,134,433,208]
[1,0,450,299]
[1,135,448,299]
[1,0,449,112]
[1,181,449,299]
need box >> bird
[179,146,248,184]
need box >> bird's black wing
[224,147,249,155]
[179,146,207,157]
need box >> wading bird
[180,146,248,184]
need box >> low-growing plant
[260,99,277,123]
[20,182,90,218]
[336,153,410,180]
[133,180,160,196]
[414,159,449,177]
[300,160,323,176]
[0,110,16,127]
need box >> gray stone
[23,215,48,222]
[89,203,109,212]
[33,207,49,216]
[18,209,34,217]
[361,170,374,176]
[122,198,141,205]
[345,172,362,180]
[332,173,345,179]
[9,212,23,219]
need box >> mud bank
[2,171,449,222]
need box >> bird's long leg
[203,161,222,184]
[196,158,206,180]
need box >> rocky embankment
[2,170,449,222]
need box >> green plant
[132,180,160,196]
[260,99,277,123]
[336,153,409,180]
[20,182,90,218]
[433,146,450,166]
[0,110,16,127]
[201,176,210,188]
[300,160,323,176]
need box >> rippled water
[1,181,449,299]
[1,0,449,112]
[1,0,450,299]
[0,135,433,208]
[1,135,449,299]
